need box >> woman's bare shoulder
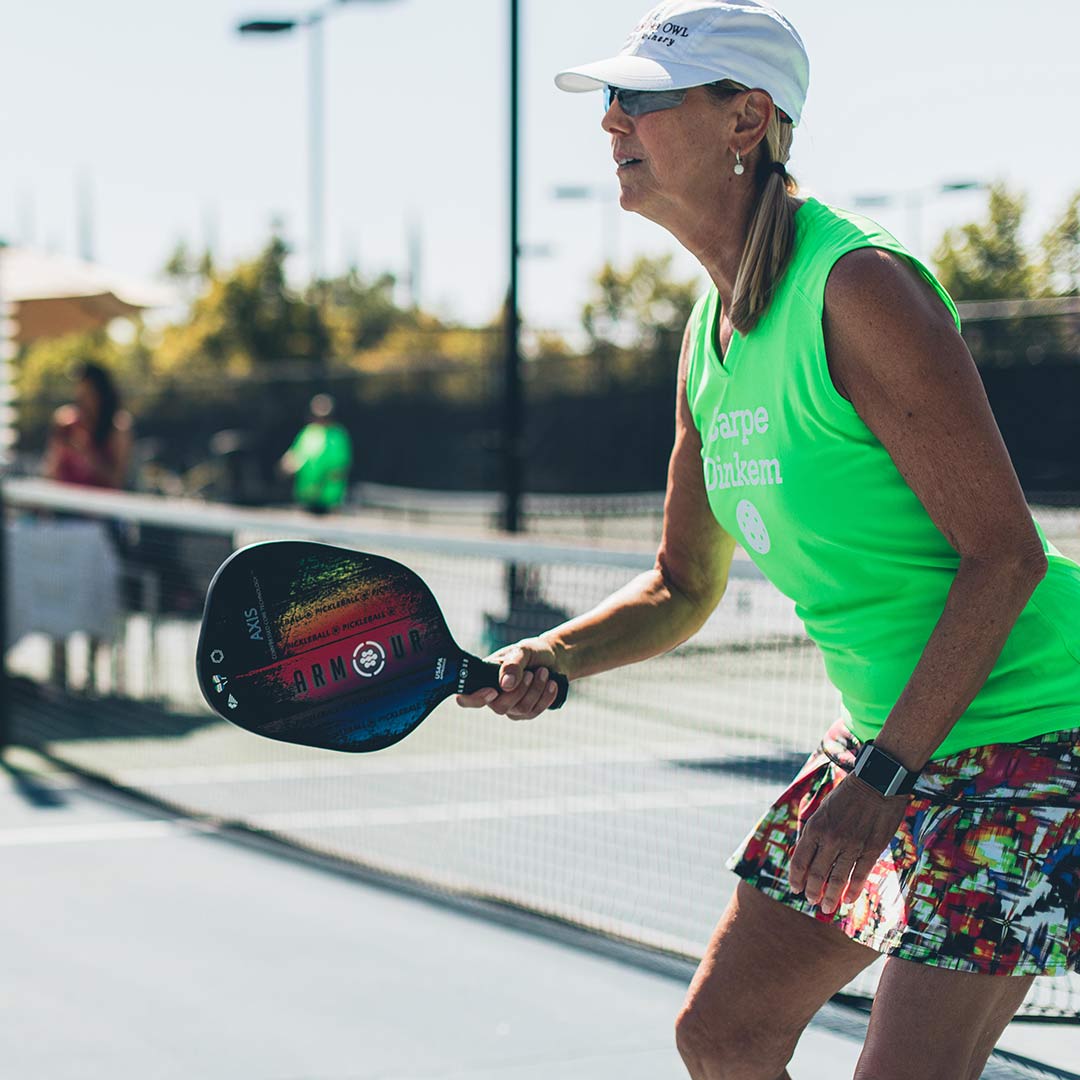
[52,404,79,428]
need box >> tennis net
[2,477,1077,1022]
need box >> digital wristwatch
[851,740,921,797]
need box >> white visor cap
[555,0,809,127]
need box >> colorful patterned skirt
[727,719,1080,976]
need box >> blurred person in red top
[44,362,133,490]
[42,362,133,693]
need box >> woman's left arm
[105,413,134,488]
[788,247,1048,914]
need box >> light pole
[853,180,988,259]
[237,0,401,284]
[553,183,621,269]
[504,0,521,536]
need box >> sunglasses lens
[630,89,688,116]
[603,86,688,117]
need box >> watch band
[851,740,921,797]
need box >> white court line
[249,788,746,831]
[111,740,750,788]
[0,787,742,847]
[0,819,214,847]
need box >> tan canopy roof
[0,247,177,344]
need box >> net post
[502,0,522,536]
[502,0,524,616]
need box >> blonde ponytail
[706,81,798,334]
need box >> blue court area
[2,748,1077,1080]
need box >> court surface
[2,751,1077,1080]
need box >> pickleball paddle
[195,540,569,752]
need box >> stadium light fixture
[237,20,298,33]
[940,180,990,193]
[852,180,989,257]
[236,0,403,283]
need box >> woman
[278,393,353,515]
[43,361,132,691]
[44,361,132,489]
[457,2,1080,1077]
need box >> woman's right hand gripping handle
[455,637,565,721]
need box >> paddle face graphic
[195,541,566,752]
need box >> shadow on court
[9,678,215,746]
[0,755,67,808]
[671,749,808,784]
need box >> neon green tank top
[685,197,1080,759]
[291,423,353,507]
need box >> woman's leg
[676,881,880,1080]
[854,958,1035,1080]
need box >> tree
[930,185,1080,366]
[162,239,212,281]
[154,234,325,377]
[1042,191,1080,297]
[323,268,414,355]
[162,239,194,282]
[581,254,701,352]
[932,184,1046,302]
[574,254,701,396]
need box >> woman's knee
[675,1000,796,1080]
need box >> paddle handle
[461,657,569,710]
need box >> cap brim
[555,54,723,93]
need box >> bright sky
[4,0,1079,332]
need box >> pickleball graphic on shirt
[736,499,771,555]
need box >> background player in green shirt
[279,394,353,515]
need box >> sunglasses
[603,84,795,124]
[603,85,689,117]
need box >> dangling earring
[733,150,745,176]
